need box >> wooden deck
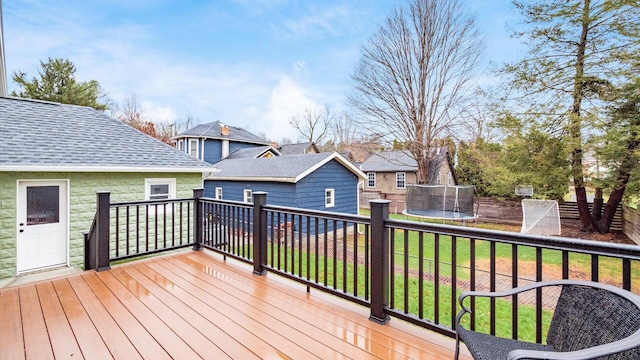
[0,250,469,359]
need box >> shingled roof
[276,142,319,155]
[206,152,365,183]
[224,146,280,160]
[359,151,417,172]
[0,97,215,173]
[175,120,270,145]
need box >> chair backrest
[546,284,640,359]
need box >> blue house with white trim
[173,121,271,164]
[204,152,366,213]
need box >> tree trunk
[570,0,594,232]
[592,187,603,222]
[595,126,639,233]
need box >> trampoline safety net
[405,185,476,219]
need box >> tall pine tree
[12,58,108,111]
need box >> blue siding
[204,180,296,205]
[296,159,359,214]
[203,139,265,164]
[203,159,360,235]
[203,139,222,164]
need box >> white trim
[243,189,253,203]
[2,165,217,173]
[295,152,366,182]
[367,172,376,188]
[215,187,223,200]
[203,175,298,183]
[145,178,176,200]
[325,188,335,208]
[189,138,199,158]
[396,172,406,189]
[16,179,70,274]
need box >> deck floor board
[1,250,469,360]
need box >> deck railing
[85,189,640,341]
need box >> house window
[396,172,406,189]
[325,189,335,208]
[367,172,376,188]
[244,189,252,203]
[215,187,223,200]
[145,178,176,215]
[436,172,441,185]
[189,139,199,158]
[447,172,452,185]
[145,178,176,200]
[177,139,184,152]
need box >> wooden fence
[623,205,640,245]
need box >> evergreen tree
[502,0,640,232]
[11,58,108,111]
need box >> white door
[17,180,68,273]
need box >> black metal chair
[454,280,640,360]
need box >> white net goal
[521,199,561,236]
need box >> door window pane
[27,186,59,225]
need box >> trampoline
[403,184,478,221]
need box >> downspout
[0,1,7,97]
[357,180,364,215]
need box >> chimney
[271,141,278,148]
[0,3,7,97]
[220,124,230,158]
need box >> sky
[2,0,524,142]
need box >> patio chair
[454,280,640,360]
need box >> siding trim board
[2,166,214,173]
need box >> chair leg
[454,334,461,360]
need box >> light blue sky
[3,0,523,142]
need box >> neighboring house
[224,145,280,160]
[173,121,270,164]
[204,152,366,214]
[0,97,215,279]
[359,148,457,212]
[276,142,320,155]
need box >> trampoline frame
[403,184,479,222]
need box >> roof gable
[0,97,215,173]
[225,146,281,160]
[175,121,269,145]
[206,152,365,183]
[276,142,319,155]
[359,151,418,172]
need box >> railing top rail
[199,197,254,209]
[110,197,195,207]
[262,204,371,223]
[387,218,640,260]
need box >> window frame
[215,187,223,200]
[145,178,176,215]
[396,172,406,189]
[367,172,376,188]
[189,139,199,158]
[177,139,184,152]
[325,188,335,208]
[436,171,441,185]
[243,189,253,203]
[447,172,452,185]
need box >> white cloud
[257,75,319,142]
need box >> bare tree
[289,106,334,144]
[348,0,482,184]
[115,92,146,126]
[331,112,361,152]
[455,88,500,143]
